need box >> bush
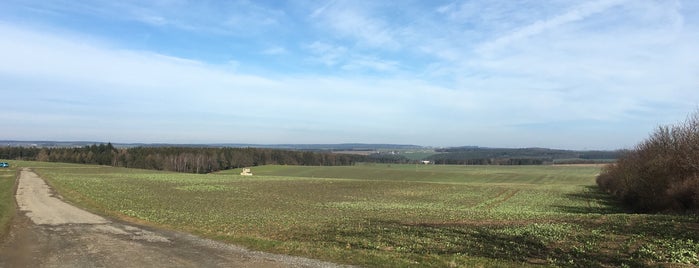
[597,110,699,212]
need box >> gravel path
[0,169,351,268]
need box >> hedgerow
[597,110,699,212]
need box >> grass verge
[0,162,16,238]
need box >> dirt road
[0,169,350,267]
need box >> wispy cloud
[306,41,348,66]
[7,0,287,36]
[477,0,628,54]
[309,1,400,49]
[305,41,399,72]
[0,1,698,149]
[0,24,464,144]
[429,1,698,117]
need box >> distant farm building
[240,168,253,176]
[421,160,431,165]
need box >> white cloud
[0,25,272,93]
[477,0,628,54]
[0,23,469,145]
[305,41,399,72]
[306,41,348,66]
[1,0,698,148]
[309,1,399,49]
[429,0,699,126]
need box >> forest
[1,143,624,173]
[0,144,366,174]
[426,147,620,165]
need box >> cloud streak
[310,1,400,49]
[477,0,627,53]
[0,1,698,149]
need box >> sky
[0,0,698,150]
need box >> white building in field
[240,168,253,176]
[421,160,431,164]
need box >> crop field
[13,161,699,267]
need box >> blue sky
[0,0,698,149]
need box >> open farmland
[16,161,699,267]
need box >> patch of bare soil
[0,169,352,268]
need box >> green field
[12,161,699,267]
[0,162,16,237]
[218,164,600,184]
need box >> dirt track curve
[0,169,350,268]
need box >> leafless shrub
[597,110,699,212]
[666,175,699,210]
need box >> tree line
[0,144,367,173]
[597,110,699,212]
[432,147,620,163]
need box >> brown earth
[0,169,352,268]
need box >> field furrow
[5,161,697,267]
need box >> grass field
[13,161,699,267]
[0,161,16,237]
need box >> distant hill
[0,140,102,148]
[0,141,620,165]
[426,147,621,165]
[0,141,423,151]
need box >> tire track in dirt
[0,169,353,268]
